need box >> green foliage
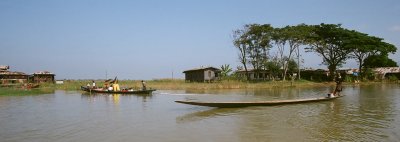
[287,58,298,73]
[363,54,398,68]
[264,56,282,80]
[388,75,398,82]
[220,64,233,79]
[306,23,354,81]
[346,30,397,77]
[233,23,398,82]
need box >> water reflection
[1,84,399,141]
[80,93,153,106]
[175,84,400,141]
[176,108,240,123]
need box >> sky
[1,0,399,80]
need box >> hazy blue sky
[1,0,399,80]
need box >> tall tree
[282,24,310,80]
[346,31,397,76]
[233,25,251,80]
[271,27,288,80]
[306,23,353,81]
[246,24,273,77]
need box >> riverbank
[39,79,389,90]
[0,87,55,96]
[0,79,394,96]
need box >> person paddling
[141,80,147,90]
[333,73,343,96]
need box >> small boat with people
[81,86,156,94]
[81,77,156,94]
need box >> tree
[363,54,398,68]
[220,64,233,79]
[246,24,273,78]
[271,27,288,80]
[264,55,281,81]
[306,23,353,81]
[282,24,310,80]
[347,31,397,77]
[233,26,251,81]
[287,58,299,74]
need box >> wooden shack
[32,71,55,83]
[373,67,400,80]
[0,71,29,84]
[183,67,221,82]
[0,65,9,71]
[235,69,271,81]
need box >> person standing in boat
[333,72,343,96]
[141,80,147,90]
[92,80,96,89]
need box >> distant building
[0,65,9,71]
[183,66,221,82]
[373,67,400,79]
[32,71,55,83]
[55,80,64,84]
[235,69,270,81]
[0,71,29,84]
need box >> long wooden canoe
[175,95,344,108]
[81,86,156,94]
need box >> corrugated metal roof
[0,71,28,75]
[373,67,400,74]
[183,66,221,73]
[33,71,54,75]
[0,65,9,70]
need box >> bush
[388,75,398,82]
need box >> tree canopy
[232,23,398,81]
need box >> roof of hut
[373,67,400,74]
[183,66,221,73]
[0,65,10,70]
[32,71,55,75]
[0,71,28,75]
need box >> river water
[0,84,399,142]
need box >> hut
[373,67,400,80]
[0,65,9,71]
[0,71,29,84]
[235,69,270,81]
[183,66,221,82]
[32,71,55,83]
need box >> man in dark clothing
[333,73,343,96]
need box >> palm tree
[221,64,233,79]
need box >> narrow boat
[175,95,344,108]
[81,86,156,94]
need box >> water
[0,84,400,142]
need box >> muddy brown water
[0,84,399,141]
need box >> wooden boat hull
[81,86,156,94]
[175,95,344,108]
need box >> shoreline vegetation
[1,79,397,96]
[2,80,396,97]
